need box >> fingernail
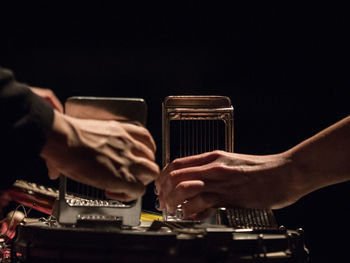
[154,199,160,209]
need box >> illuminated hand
[156,116,350,219]
[155,150,293,219]
[41,110,159,201]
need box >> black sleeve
[0,67,54,189]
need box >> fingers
[61,160,147,202]
[30,87,64,113]
[190,208,216,221]
[112,123,159,185]
[78,156,146,198]
[182,193,220,219]
[155,151,227,189]
[160,180,206,213]
[157,163,236,201]
[105,180,145,201]
[121,122,157,153]
[158,180,222,219]
[168,151,226,170]
[46,160,61,180]
[129,157,160,185]
[106,138,160,185]
[97,157,150,200]
[155,151,236,217]
[105,190,142,202]
[43,111,159,202]
[158,182,220,219]
[129,137,156,161]
[106,134,155,162]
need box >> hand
[30,87,63,113]
[155,150,297,220]
[156,116,350,220]
[41,110,159,201]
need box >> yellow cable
[140,211,162,222]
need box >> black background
[1,2,349,262]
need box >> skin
[31,87,159,201]
[30,87,64,113]
[0,192,11,212]
[30,87,64,179]
[155,116,350,220]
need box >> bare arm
[29,87,159,201]
[155,116,350,219]
[288,115,350,197]
[30,87,64,113]
[41,110,159,202]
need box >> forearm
[156,116,350,215]
[288,116,350,196]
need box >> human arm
[29,87,63,113]
[155,116,350,219]
[41,110,159,201]
[0,67,54,189]
[0,67,159,201]
[29,87,160,200]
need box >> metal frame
[53,97,146,226]
[162,95,234,221]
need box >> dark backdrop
[1,2,349,262]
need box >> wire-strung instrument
[162,95,277,228]
[1,96,309,262]
[56,97,147,226]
